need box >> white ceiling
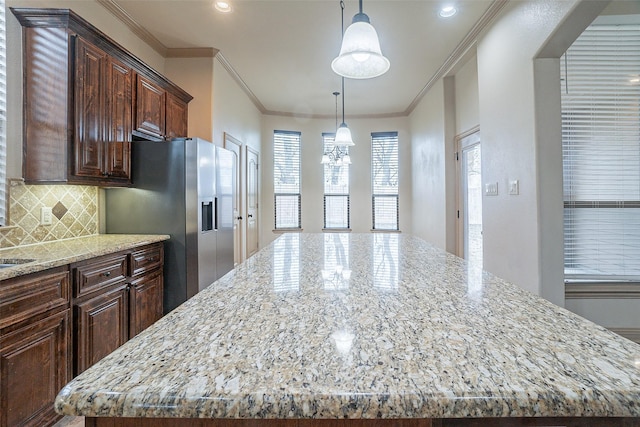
[112,0,497,118]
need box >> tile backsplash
[0,182,99,248]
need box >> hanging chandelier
[331,0,390,79]
[322,91,352,166]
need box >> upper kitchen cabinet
[75,37,132,182]
[11,8,193,186]
[134,76,189,140]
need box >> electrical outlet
[40,206,53,226]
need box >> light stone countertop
[0,233,170,280]
[54,233,640,420]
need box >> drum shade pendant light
[332,0,390,79]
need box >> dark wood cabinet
[74,284,129,375]
[72,243,164,375]
[0,243,164,426]
[129,269,163,338]
[0,267,71,427]
[135,76,190,141]
[104,52,133,179]
[74,37,132,183]
[12,8,192,185]
[135,75,166,140]
[166,92,189,140]
[128,244,164,338]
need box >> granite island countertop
[0,233,170,280]
[54,233,640,421]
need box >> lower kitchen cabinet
[72,242,164,375]
[0,267,71,427]
[74,284,129,375]
[0,242,164,426]
[129,269,163,339]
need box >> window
[0,2,6,226]
[371,132,399,230]
[561,23,640,279]
[273,130,301,229]
[323,133,350,229]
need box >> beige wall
[453,55,479,136]
[165,57,215,142]
[212,58,262,152]
[260,115,411,249]
[409,80,448,250]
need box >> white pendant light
[331,0,389,79]
[335,123,354,146]
[336,77,354,146]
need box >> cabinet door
[129,269,163,339]
[135,75,166,139]
[165,92,188,139]
[74,286,128,375]
[0,309,70,427]
[104,56,132,181]
[74,37,106,179]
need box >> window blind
[561,24,640,279]
[274,130,302,229]
[323,133,350,229]
[0,2,6,226]
[372,132,399,230]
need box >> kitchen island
[54,233,640,426]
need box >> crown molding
[404,0,509,116]
[101,0,509,119]
[215,53,267,114]
[166,48,219,58]
[97,0,168,56]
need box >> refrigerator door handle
[214,197,219,231]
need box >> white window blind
[274,130,301,229]
[323,133,350,229]
[561,24,640,279]
[0,1,6,226]
[372,132,399,230]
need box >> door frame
[455,126,481,259]
[246,145,260,258]
[224,132,243,265]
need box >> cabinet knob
[102,271,111,277]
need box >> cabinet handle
[102,271,111,277]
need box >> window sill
[272,228,303,233]
[370,229,402,233]
[565,282,640,299]
[322,228,352,233]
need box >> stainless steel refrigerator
[105,138,235,313]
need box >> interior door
[246,146,260,258]
[456,129,482,266]
[224,133,243,266]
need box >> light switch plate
[509,179,519,195]
[485,182,498,196]
[40,206,53,226]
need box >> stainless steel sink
[0,259,36,269]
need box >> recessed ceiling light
[439,5,457,18]
[214,0,232,13]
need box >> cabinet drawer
[0,267,70,329]
[129,244,163,277]
[73,254,127,299]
